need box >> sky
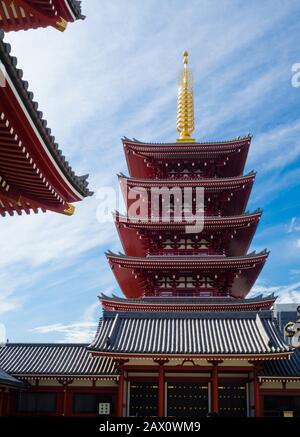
[1,0,300,343]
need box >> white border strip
[63,0,77,21]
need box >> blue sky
[1,0,300,343]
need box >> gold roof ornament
[55,16,68,32]
[176,50,196,143]
[63,203,75,216]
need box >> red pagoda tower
[0,51,300,419]
[88,52,292,417]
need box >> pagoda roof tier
[0,33,92,216]
[106,251,269,299]
[119,172,255,217]
[114,210,261,257]
[88,310,291,359]
[0,344,116,380]
[0,0,84,32]
[122,136,251,179]
[100,293,276,313]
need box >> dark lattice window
[17,392,56,413]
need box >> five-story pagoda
[89,52,291,417]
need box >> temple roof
[123,136,251,179]
[119,171,256,188]
[100,293,276,313]
[122,136,252,150]
[0,344,115,379]
[88,310,291,359]
[106,251,268,299]
[0,341,298,381]
[119,173,255,216]
[114,211,261,257]
[114,210,261,229]
[0,367,24,387]
[0,1,84,32]
[260,348,300,381]
[0,32,92,216]
[106,250,269,267]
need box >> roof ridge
[122,135,252,146]
[2,343,89,347]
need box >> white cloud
[31,322,97,343]
[1,0,300,340]
[251,281,300,303]
[31,302,100,343]
[288,218,300,233]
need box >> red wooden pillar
[117,365,125,417]
[0,389,4,417]
[249,361,262,417]
[58,379,72,417]
[211,364,219,413]
[253,369,261,417]
[158,364,165,417]
[62,385,68,417]
[154,359,168,417]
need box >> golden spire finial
[176,50,196,142]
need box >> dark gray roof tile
[0,367,24,387]
[89,311,291,356]
[0,344,116,378]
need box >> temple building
[0,52,300,417]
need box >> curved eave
[106,252,268,299]
[123,137,251,178]
[60,0,85,21]
[118,172,256,189]
[90,351,291,361]
[114,211,261,230]
[122,136,252,151]
[0,33,92,207]
[119,173,255,216]
[0,0,84,33]
[106,252,269,269]
[114,211,261,257]
[101,295,276,313]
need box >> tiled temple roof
[0,344,116,379]
[0,367,24,387]
[100,293,276,313]
[67,0,85,19]
[89,310,291,358]
[260,348,300,380]
[101,293,275,305]
[122,135,252,147]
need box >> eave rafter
[114,210,261,230]
[101,293,276,313]
[119,173,255,216]
[114,211,261,257]
[123,136,251,179]
[106,251,269,299]
[0,32,92,216]
[0,0,84,32]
